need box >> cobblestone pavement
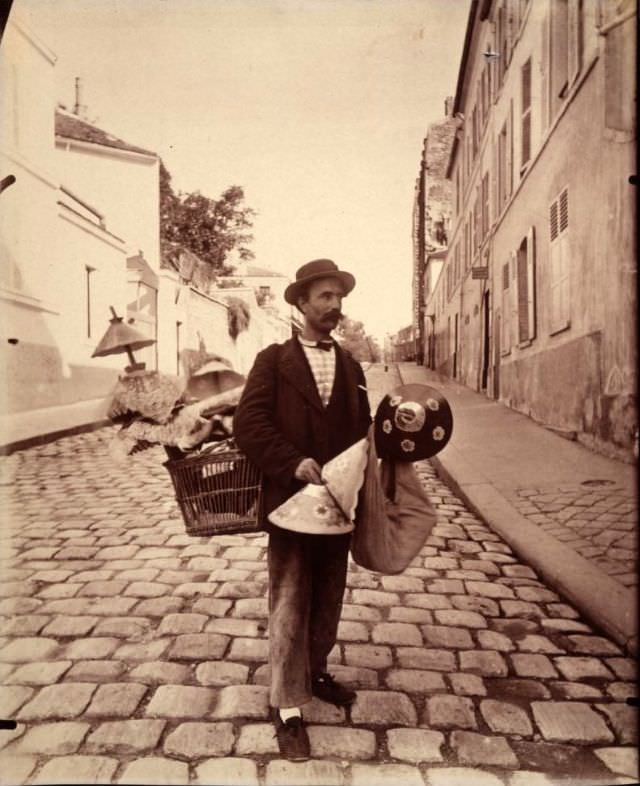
[0,369,638,785]
[506,485,638,589]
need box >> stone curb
[431,453,637,657]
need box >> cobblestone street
[0,367,637,785]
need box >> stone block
[118,757,189,785]
[308,725,376,759]
[476,630,515,652]
[206,618,263,637]
[386,727,444,763]
[79,581,128,597]
[234,723,279,755]
[351,690,417,726]
[593,747,639,779]
[596,704,638,745]
[5,660,72,685]
[450,730,518,768]
[227,637,269,661]
[163,722,235,758]
[422,624,473,649]
[146,685,215,718]
[397,647,456,671]
[427,768,504,786]
[380,575,425,593]
[567,635,623,656]
[17,682,96,720]
[531,701,615,744]
[384,669,446,694]
[371,622,422,647]
[423,694,477,729]
[196,661,250,686]
[336,620,369,642]
[511,653,559,679]
[85,720,166,754]
[7,721,89,755]
[515,586,560,603]
[427,578,465,594]
[350,763,423,786]
[128,661,192,684]
[500,600,545,619]
[31,755,118,785]
[480,699,533,736]
[0,637,59,662]
[341,603,383,622]
[405,593,453,610]
[211,685,270,719]
[486,678,550,701]
[168,633,230,661]
[195,757,259,786]
[388,607,433,624]
[265,760,344,786]
[157,613,208,635]
[554,656,614,681]
[86,682,147,716]
[549,681,603,700]
[448,672,487,696]
[113,639,171,661]
[133,597,185,616]
[434,609,487,629]
[0,754,36,784]
[350,589,399,607]
[451,595,500,617]
[227,598,268,618]
[344,644,393,670]
[0,685,34,717]
[65,660,128,681]
[41,615,99,637]
[466,580,515,599]
[459,650,508,677]
[517,634,564,654]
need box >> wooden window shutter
[521,59,532,167]
[517,241,529,343]
[568,0,583,84]
[501,261,511,354]
[549,191,570,333]
[527,226,536,340]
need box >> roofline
[55,135,158,162]
[451,0,480,116]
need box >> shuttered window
[521,59,532,170]
[549,189,570,334]
[517,227,536,344]
[501,261,511,354]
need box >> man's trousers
[267,526,351,708]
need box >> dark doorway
[453,313,459,378]
[481,290,490,390]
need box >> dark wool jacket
[233,337,371,532]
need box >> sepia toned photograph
[0,1,637,784]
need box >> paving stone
[227,597,267,618]
[61,637,120,661]
[234,722,280,755]
[6,721,89,755]
[607,682,636,701]
[434,609,487,629]
[596,704,638,744]
[516,634,564,654]
[397,647,456,671]
[371,622,422,646]
[511,653,559,679]
[5,660,72,685]
[540,618,591,633]
[459,650,508,677]
[466,580,515,599]
[156,612,208,635]
[350,589,399,607]
[344,644,393,669]
[0,685,34,717]
[500,600,545,619]
[593,747,639,779]
[92,616,151,639]
[380,575,425,592]
[146,684,215,718]
[215,580,266,599]
[341,603,383,622]
[85,682,147,717]
[17,682,96,720]
[211,685,270,719]
[384,669,446,694]
[515,586,560,603]
[502,565,538,579]
[486,678,551,701]
[79,580,129,597]
[422,624,473,649]
[427,768,504,786]
[567,635,623,656]
[450,730,519,768]
[0,615,50,636]
[405,593,452,609]
[308,725,376,759]
[113,638,171,661]
[265,760,344,786]
[427,578,465,594]
[606,658,637,681]
[0,637,59,662]
[490,618,539,637]
[550,681,603,700]
[351,763,423,786]
[227,637,269,661]
[554,656,614,681]
[65,660,128,681]
[448,672,487,696]
[195,757,259,785]
[166,633,229,661]
[31,755,118,785]
[118,756,189,785]
[351,690,417,726]
[388,607,433,624]
[480,698,533,736]
[206,618,264,637]
[303,697,346,724]
[476,629,515,652]
[322,664,378,689]
[508,772,556,786]
[163,721,235,758]
[461,559,500,576]
[424,694,477,729]
[196,660,250,686]
[129,661,192,684]
[386,727,444,763]
[134,597,185,616]
[451,594,500,617]
[531,701,615,744]
[40,615,99,637]
[0,753,37,784]
[84,719,166,755]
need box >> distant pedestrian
[234,258,371,761]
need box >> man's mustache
[323,311,343,321]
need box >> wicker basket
[164,444,263,537]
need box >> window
[501,260,511,354]
[548,0,584,119]
[497,107,513,209]
[604,10,634,131]
[497,6,507,87]
[517,228,536,344]
[549,189,570,333]
[521,59,532,170]
[481,173,490,239]
[85,266,95,339]
[568,0,584,84]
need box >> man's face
[299,276,344,335]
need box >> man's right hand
[294,457,323,485]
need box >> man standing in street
[234,258,371,761]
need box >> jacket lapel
[279,338,324,412]
[335,344,359,424]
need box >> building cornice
[55,136,158,164]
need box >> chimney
[444,96,454,117]
[73,77,87,118]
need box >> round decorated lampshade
[374,384,453,461]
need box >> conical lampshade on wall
[92,306,156,371]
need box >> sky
[12,0,470,340]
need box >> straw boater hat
[374,384,453,461]
[284,259,356,305]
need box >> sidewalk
[396,363,638,655]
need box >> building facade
[425,0,636,461]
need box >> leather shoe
[311,672,356,706]
[273,709,310,761]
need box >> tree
[335,316,381,363]
[159,160,256,281]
